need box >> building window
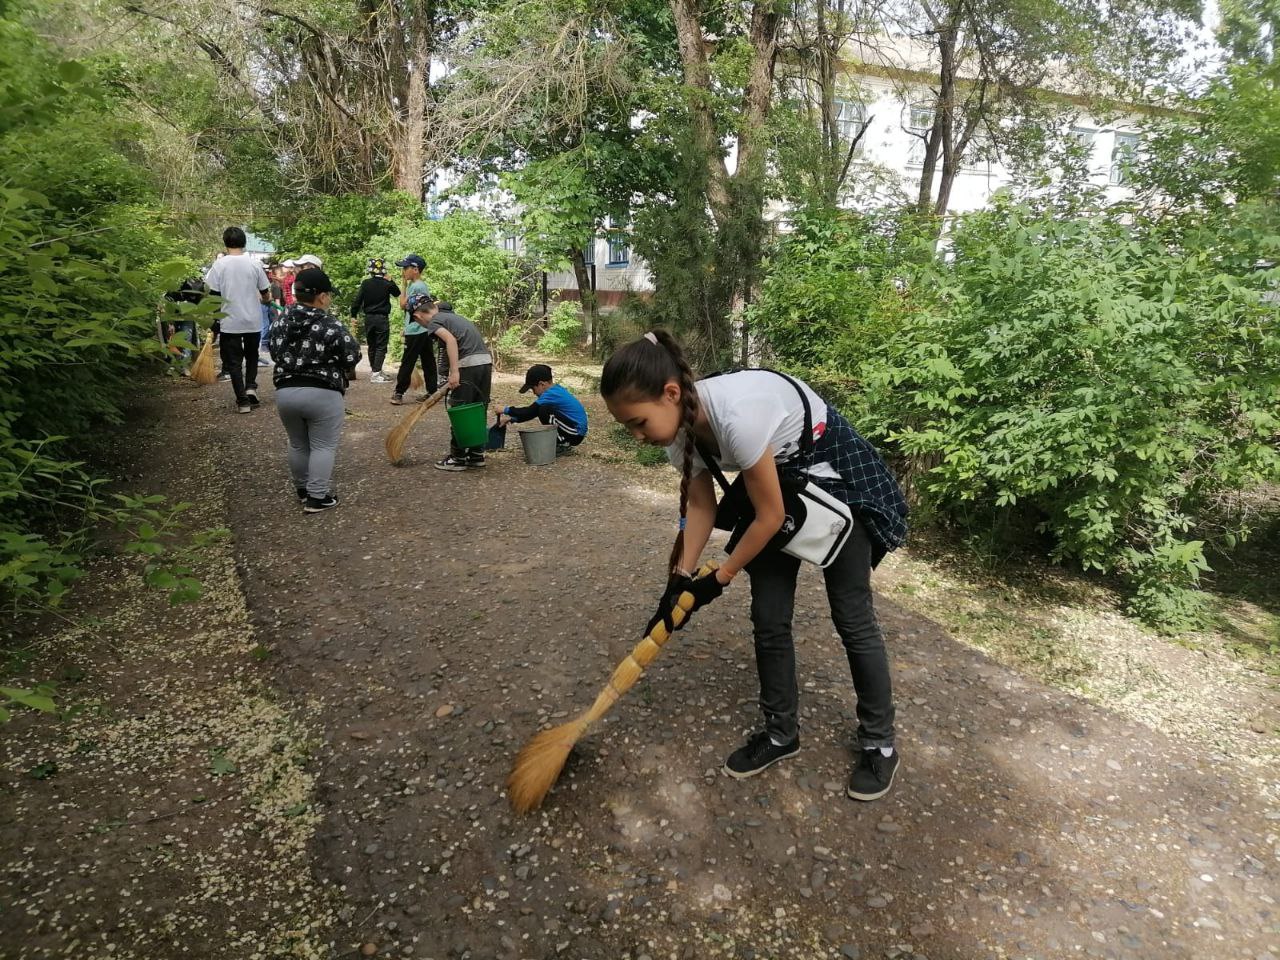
[502,234,518,254]
[606,220,629,265]
[906,104,933,166]
[1110,132,1139,185]
[581,238,595,266]
[833,98,866,145]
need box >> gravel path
[4,370,1278,960]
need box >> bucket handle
[447,380,485,404]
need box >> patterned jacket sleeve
[332,320,362,370]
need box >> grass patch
[608,425,668,467]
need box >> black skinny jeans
[395,332,437,395]
[218,332,260,403]
[746,517,895,749]
[364,315,389,373]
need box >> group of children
[198,227,909,804]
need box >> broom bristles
[506,562,718,813]
[507,714,591,814]
[410,368,425,391]
[385,386,448,464]
[190,334,216,386]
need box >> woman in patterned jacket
[268,268,362,514]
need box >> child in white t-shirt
[600,330,908,801]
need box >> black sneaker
[303,494,339,513]
[245,388,260,405]
[217,372,231,382]
[434,455,469,472]
[847,749,900,801]
[295,486,307,501]
[390,393,405,406]
[466,452,486,468]
[236,401,252,414]
[723,731,800,779]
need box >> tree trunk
[392,40,429,197]
[569,247,598,351]
[669,0,732,225]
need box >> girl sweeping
[600,330,908,800]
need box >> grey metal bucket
[519,425,558,466]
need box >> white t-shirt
[666,370,839,478]
[204,254,270,334]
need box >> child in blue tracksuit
[495,363,588,452]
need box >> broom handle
[581,561,719,726]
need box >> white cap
[283,259,297,267]
[296,253,323,268]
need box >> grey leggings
[276,386,345,498]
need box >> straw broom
[190,331,217,385]
[385,385,448,464]
[507,561,719,814]
[410,368,425,391]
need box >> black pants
[395,332,437,396]
[746,518,895,749]
[448,363,493,457]
[534,407,584,447]
[364,316,389,373]
[219,332,260,403]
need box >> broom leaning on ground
[190,331,216,385]
[507,561,719,814]
[385,385,448,464]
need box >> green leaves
[838,199,1280,631]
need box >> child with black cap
[495,364,589,453]
[391,253,434,404]
[268,267,363,513]
[349,258,400,383]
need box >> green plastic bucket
[446,382,488,448]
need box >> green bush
[858,199,1280,630]
[361,210,519,343]
[0,8,213,625]
[537,301,585,356]
[746,207,932,412]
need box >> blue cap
[395,254,426,270]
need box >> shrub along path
[3,369,1277,960]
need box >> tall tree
[112,0,470,197]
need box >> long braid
[601,329,700,577]
[669,363,699,575]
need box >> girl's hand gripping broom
[507,561,719,814]
[385,385,448,464]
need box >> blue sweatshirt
[504,383,588,436]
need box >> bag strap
[690,367,815,493]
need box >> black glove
[644,575,685,638]
[643,570,726,638]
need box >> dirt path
[6,368,1279,960]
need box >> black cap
[293,267,334,297]
[395,254,426,269]
[520,363,553,393]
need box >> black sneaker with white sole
[434,455,469,472]
[847,748,900,801]
[303,494,339,513]
[245,388,260,405]
[236,402,252,414]
[465,452,486,468]
[723,731,800,779]
[296,486,308,501]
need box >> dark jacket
[349,276,401,319]
[269,303,362,393]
